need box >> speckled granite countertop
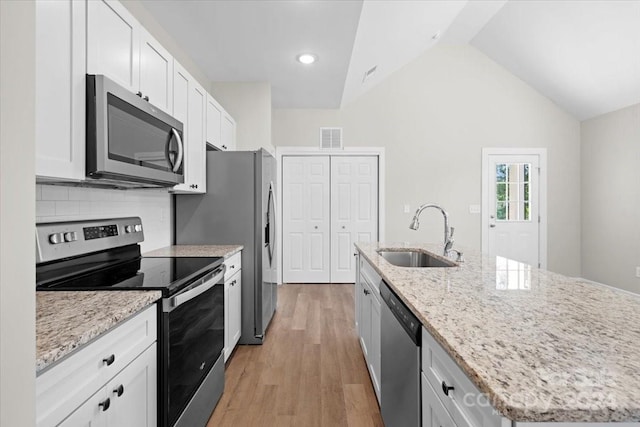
[143,245,243,258]
[36,291,161,373]
[356,242,640,423]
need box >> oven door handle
[165,266,225,311]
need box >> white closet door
[282,156,331,283]
[331,157,378,283]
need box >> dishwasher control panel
[380,281,421,344]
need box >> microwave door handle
[171,128,184,173]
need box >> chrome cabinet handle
[363,289,370,295]
[143,95,149,101]
[102,354,115,366]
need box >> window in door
[495,163,531,221]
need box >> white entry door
[331,156,378,282]
[282,156,331,282]
[482,149,546,268]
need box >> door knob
[490,224,496,228]
[341,226,345,229]
[314,226,318,229]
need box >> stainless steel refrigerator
[174,148,277,345]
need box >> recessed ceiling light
[296,53,317,65]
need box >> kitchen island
[356,242,640,424]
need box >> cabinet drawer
[224,252,242,281]
[421,327,502,427]
[360,257,381,290]
[37,305,157,427]
[422,372,457,427]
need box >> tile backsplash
[36,184,171,253]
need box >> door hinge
[538,215,541,224]
[538,263,541,268]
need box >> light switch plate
[636,266,640,278]
[469,204,481,214]
[404,204,411,214]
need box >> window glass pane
[496,183,507,202]
[496,162,532,222]
[496,164,506,182]
[496,202,506,220]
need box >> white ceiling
[141,0,640,119]
[471,0,640,120]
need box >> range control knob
[49,233,63,244]
[63,232,77,242]
[134,224,142,232]
[124,225,133,233]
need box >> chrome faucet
[409,204,455,257]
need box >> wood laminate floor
[207,284,384,427]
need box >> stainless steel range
[36,217,225,427]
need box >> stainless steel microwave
[86,74,184,187]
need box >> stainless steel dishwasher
[380,280,421,427]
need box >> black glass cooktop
[36,245,222,297]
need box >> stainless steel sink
[377,250,456,268]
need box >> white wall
[1,0,36,425]
[210,82,273,151]
[273,44,582,276]
[36,185,172,253]
[581,104,640,294]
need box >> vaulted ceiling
[141,0,640,120]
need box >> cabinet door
[370,293,381,401]
[35,0,86,181]
[206,95,223,149]
[354,256,362,334]
[58,388,107,427]
[221,113,236,151]
[187,82,207,192]
[139,29,173,114]
[224,277,230,362]
[106,343,157,427]
[87,0,140,92]
[229,272,242,350]
[171,62,205,194]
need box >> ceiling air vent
[320,127,343,150]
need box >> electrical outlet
[636,266,640,278]
[469,204,481,214]
[404,204,411,214]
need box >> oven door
[87,74,185,186]
[160,268,225,427]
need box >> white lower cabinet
[224,252,242,362]
[422,326,505,427]
[355,253,381,402]
[422,372,457,427]
[37,305,157,427]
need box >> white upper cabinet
[87,0,140,92]
[172,62,206,194]
[87,0,174,114]
[139,28,173,114]
[221,113,236,151]
[207,95,236,151]
[35,0,86,181]
[206,95,223,149]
